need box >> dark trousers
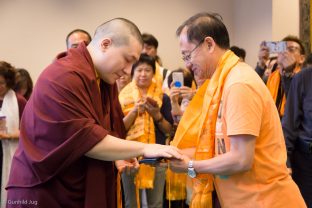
[291,150,312,208]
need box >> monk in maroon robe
[6,18,182,208]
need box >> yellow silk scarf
[166,169,187,200]
[266,66,301,117]
[155,62,164,89]
[171,50,239,208]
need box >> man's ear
[299,54,305,65]
[204,36,215,52]
[100,38,112,51]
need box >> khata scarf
[266,66,301,117]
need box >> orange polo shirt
[214,62,306,208]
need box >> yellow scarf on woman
[155,62,164,87]
[119,80,163,143]
[119,80,163,190]
[171,50,239,208]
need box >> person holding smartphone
[261,36,306,118]
[118,54,173,208]
[168,68,196,125]
[166,68,196,208]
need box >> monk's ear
[100,38,112,51]
[204,36,215,53]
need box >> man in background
[263,36,305,118]
[282,67,312,208]
[142,33,170,90]
[230,45,246,62]
[66,28,92,49]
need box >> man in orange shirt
[169,12,306,208]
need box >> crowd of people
[0,12,310,208]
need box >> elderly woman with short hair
[118,54,173,208]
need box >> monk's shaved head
[92,18,143,47]
[86,17,143,85]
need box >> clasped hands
[132,97,162,120]
[115,146,193,174]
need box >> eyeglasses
[286,46,301,54]
[182,39,205,62]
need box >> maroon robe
[6,43,126,208]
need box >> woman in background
[0,61,27,202]
[119,54,173,208]
[14,68,33,100]
[116,73,131,93]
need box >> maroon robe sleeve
[9,65,108,186]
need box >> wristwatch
[187,160,197,178]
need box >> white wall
[0,0,300,82]
[0,0,233,82]
[272,0,300,40]
[232,0,272,67]
[231,0,300,67]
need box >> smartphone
[172,72,184,88]
[138,157,164,165]
[264,41,287,56]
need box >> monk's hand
[169,154,190,173]
[115,158,139,174]
[142,144,183,160]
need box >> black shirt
[155,94,173,145]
